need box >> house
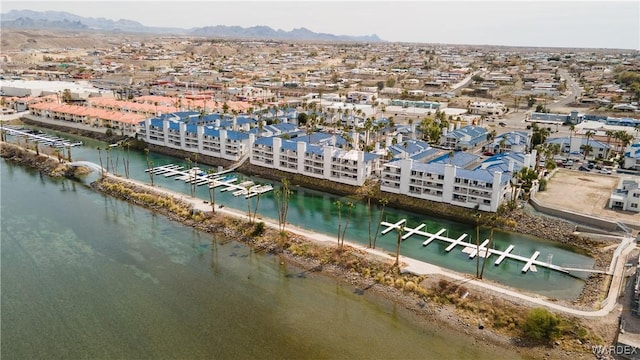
[545,136,611,160]
[440,125,488,150]
[623,143,640,171]
[468,102,505,116]
[609,178,640,213]
[485,131,530,153]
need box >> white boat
[233,189,248,197]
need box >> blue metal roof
[429,151,479,168]
[476,152,526,173]
[255,137,274,146]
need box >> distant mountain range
[1,10,382,42]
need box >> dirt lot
[535,169,639,224]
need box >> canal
[1,159,523,359]
[9,127,595,300]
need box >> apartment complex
[381,158,511,212]
[140,115,252,161]
[251,136,380,186]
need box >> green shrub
[251,221,266,236]
[521,308,563,343]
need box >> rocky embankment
[2,143,616,359]
[0,142,89,178]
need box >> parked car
[598,169,612,174]
[579,165,591,172]
[562,160,574,167]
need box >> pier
[3,126,83,147]
[144,163,273,198]
[380,219,609,275]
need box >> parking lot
[534,169,638,224]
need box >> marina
[2,125,83,147]
[144,164,273,198]
[380,219,608,276]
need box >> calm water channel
[0,160,525,359]
[9,128,595,301]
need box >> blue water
[9,127,594,300]
[0,159,523,359]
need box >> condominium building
[140,116,251,161]
[380,158,511,212]
[251,136,380,186]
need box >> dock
[4,126,83,147]
[380,219,608,275]
[143,164,273,197]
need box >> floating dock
[143,164,272,197]
[4,126,83,147]
[380,220,608,275]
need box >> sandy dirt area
[535,169,639,224]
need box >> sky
[2,1,639,50]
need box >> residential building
[609,178,640,213]
[545,136,611,160]
[485,131,530,153]
[469,102,505,116]
[623,143,640,171]
[440,125,488,150]
[140,115,252,162]
[380,158,511,212]
[250,136,380,186]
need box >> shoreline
[0,141,623,358]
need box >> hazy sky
[3,1,639,49]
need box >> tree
[372,198,388,249]
[61,89,73,104]
[274,178,292,233]
[521,308,563,343]
[479,215,497,279]
[473,211,483,278]
[297,112,308,126]
[144,148,154,186]
[206,168,217,214]
[584,130,596,149]
[394,222,405,267]
[581,144,593,160]
[340,202,354,250]
[97,146,104,177]
[471,74,485,83]
[531,123,549,147]
[335,200,343,250]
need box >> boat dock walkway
[144,163,273,198]
[3,126,83,147]
[380,219,609,275]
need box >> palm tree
[144,148,154,186]
[479,215,497,279]
[274,178,292,233]
[394,222,405,267]
[473,210,483,278]
[340,202,355,250]
[584,130,596,149]
[97,146,104,177]
[372,198,388,249]
[581,144,593,160]
[334,200,343,250]
[206,168,216,214]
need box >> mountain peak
[0,10,383,42]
